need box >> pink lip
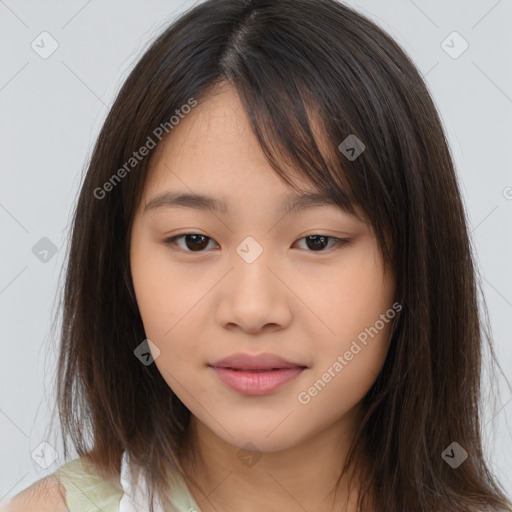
[210,367,306,395]
[209,352,307,395]
[210,352,306,370]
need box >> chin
[209,422,305,453]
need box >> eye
[163,233,350,253]
[164,233,218,252]
[294,235,349,251]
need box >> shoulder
[2,473,68,512]
[2,456,122,512]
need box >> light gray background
[1,0,511,502]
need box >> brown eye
[163,233,349,254]
[294,235,349,252]
[164,233,217,252]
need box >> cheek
[308,241,395,350]
[298,305,393,419]
[130,246,173,336]
[130,235,208,380]
[300,241,394,401]
[131,234,195,337]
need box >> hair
[48,0,512,511]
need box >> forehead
[141,84,364,222]
[149,85,269,174]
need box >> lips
[208,353,308,395]
[209,352,307,371]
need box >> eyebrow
[143,190,355,217]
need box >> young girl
[5,0,511,511]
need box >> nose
[214,247,293,335]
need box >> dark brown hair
[48,0,512,511]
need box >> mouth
[218,367,301,372]
[209,352,308,371]
[208,352,308,395]
[209,365,307,395]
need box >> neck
[181,405,370,512]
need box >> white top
[118,450,200,512]
[118,450,164,512]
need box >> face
[129,84,396,453]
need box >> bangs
[235,78,362,219]
[199,19,396,267]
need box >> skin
[129,83,396,512]
[2,475,69,511]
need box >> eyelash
[162,233,350,254]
